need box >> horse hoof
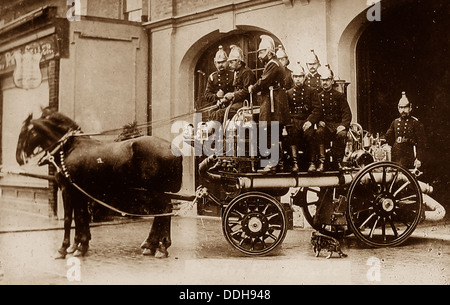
[53,249,67,259]
[154,248,168,259]
[66,243,78,254]
[73,247,88,257]
[142,248,156,256]
[140,241,152,249]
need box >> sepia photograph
[0,0,448,291]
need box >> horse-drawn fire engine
[184,100,438,256]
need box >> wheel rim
[300,187,350,237]
[346,162,423,247]
[222,192,287,255]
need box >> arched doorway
[191,29,282,216]
[356,0,450,211]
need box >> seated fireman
[315,65,352,171]
[205,45,234,123]
[216,45,257,122]
[286,63,321,172]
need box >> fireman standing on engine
[305,49,321,91]
[286,63,321,172]
[315,65,352,172]
[205,45,234,122]
[276,45,294,91]
[248,35,291,173]
[382,92,426,169]
[217,45,257,122]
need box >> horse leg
[73,198,91,257]
[155,214,172,258]
[54,187,72,259]
[141,196,172,258]
[141,217,160,256]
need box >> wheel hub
[242,213,267,236]
[248,217,263,233]
[381,198,394,212]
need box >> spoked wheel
[222,191,287,255]
[300,187,351,238]
[346,161,423,247]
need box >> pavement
[0,200,449,285]
[1,200,449,238]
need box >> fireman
[248,35,291,173]
[304,49,321,91]
[382,92,426,169]
[315,65,352,172]
[286,63,321,172]
[276,45,294,91]
[217,44,257,122]
[205,45,234,122]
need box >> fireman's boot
[316,144,326,172]
[308,161,316,173]
[278,142,285,172]
[290,145,299,173]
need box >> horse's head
[16,107,80,165]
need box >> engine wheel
[346,162,423,247]
[222,191,287,255]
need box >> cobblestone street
[0,207,449,285]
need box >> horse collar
[59,149,72,182]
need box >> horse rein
[38,130,195,218]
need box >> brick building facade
[1,0,449,217]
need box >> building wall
[59,18,148,135]
[146,0,372,193]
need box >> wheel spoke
[381,217,386,242]
[359,212,377,229]
[388,216,399,237]
[393,181,410,198]
[388,169,399,193]
[396,194,418,204]
[266,212,279,221]
[369,216,380,239]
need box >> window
[125,0,142,22]
[194,31,280,110]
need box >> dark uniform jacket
[318,88,352,132]
[286,84,321,124]
[282,67,294,91]
[204,70,234,105]
[383,116,426,168]
[252,58,291,125]
[232,64,257,106]
[305,72,321,91]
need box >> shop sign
[0,35,59,89]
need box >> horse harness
[39,130,195,218]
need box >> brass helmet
[292,62,305,76]
[306,49,320,65]
[214,45,228,62]
[318,64,334,80]
[276,45,288,59]
[398,91,410,107]
[257,35,275,54]
[228,44,244,62]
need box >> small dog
[311,231,347,258]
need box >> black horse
[16,107,182,258]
